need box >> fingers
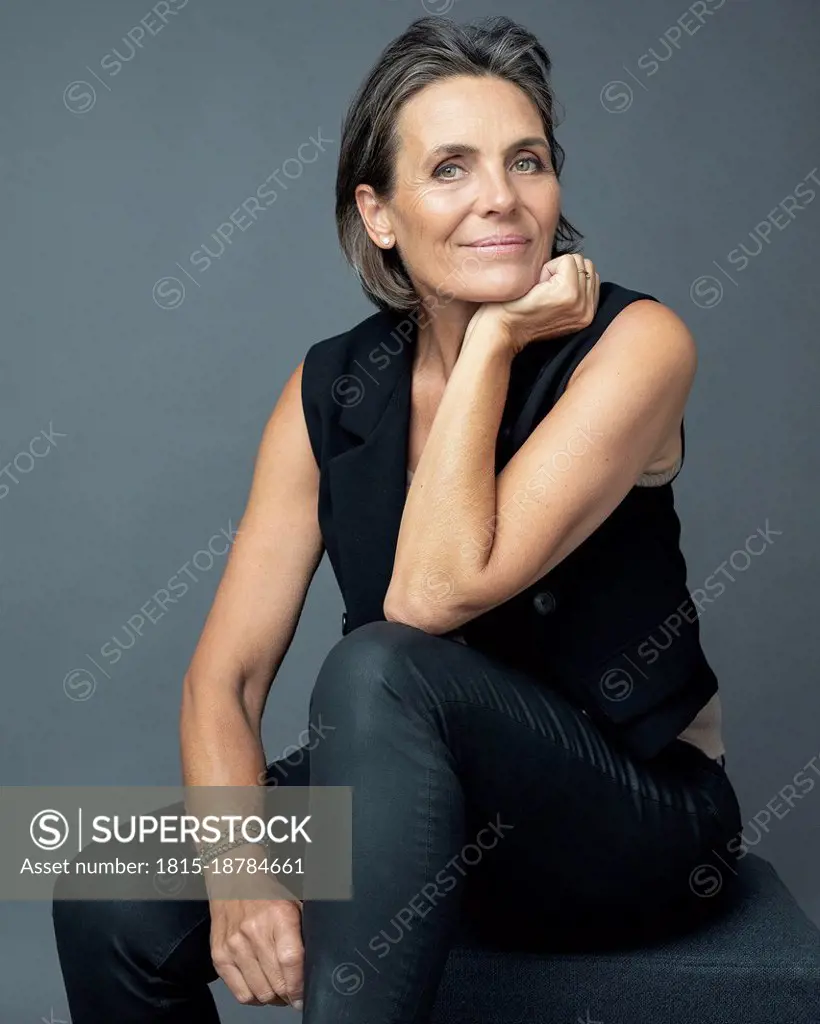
[583,257,594,306]
[269,933,305,1008]
[563,254,596,328]
[218,958,283,1006]
[538,259,558,283]
[212,901,304,1009]
[543,252,582,283]
[220,931,286,1005]
[507,250,598,344]
[542,253,568,275]
[559,252,592,295]
[582,258,597,326]
[265,903,306,1007]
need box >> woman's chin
[463,280,537,304]
[454,265,540,305]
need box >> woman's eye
[434,163,462,179]
[433,155,545,180]
[515,155,545,172]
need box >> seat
[430,853,820,1024]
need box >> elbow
[383,593,420,629]
[383,592,468,636]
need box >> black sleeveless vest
[301,281,718,760]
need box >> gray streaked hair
[335,14,583,314]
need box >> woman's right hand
[208,859,305,1009]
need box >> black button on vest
[532,590,556,615]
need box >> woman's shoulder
[508,279,682,429]
[528,279,664,366]
[303,308,399,376]
[302,322,355,374]
[301,306,412,425]
[593,284,694,370]
[596,279,663,321]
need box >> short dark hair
[335,14,583,313]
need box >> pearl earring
[381,236,391,246]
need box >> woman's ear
[354,184,393,247]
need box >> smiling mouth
[465,236,530,247]
[461,239,531,258]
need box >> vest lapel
[327,310,416,630]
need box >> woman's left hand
[464,252,600,356]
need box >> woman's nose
[475,170,518,215]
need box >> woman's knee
[52,885,146,963]
[309,620,436,723]
[53,875,212,981]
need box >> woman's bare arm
[180,360,322,1010]
[386,299,695,633]
[180,358,323,789]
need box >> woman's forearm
[180,679,268,788]
[179,680,271,883]
[384,324,513,627]
[180,684,287,899]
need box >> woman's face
[369,74,562,306]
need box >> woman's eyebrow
[427,135,550,159]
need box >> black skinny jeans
[53,621,743,1023]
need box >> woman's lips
[462,239,530,255]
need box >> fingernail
[292,999,304,1010]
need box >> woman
[53,14,743,1023]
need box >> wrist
[462,315,517,360]
[202,841,299,902]
[199,836,269,865]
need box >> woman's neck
[413,300,479,382]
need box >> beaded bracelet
[198,833,272,868]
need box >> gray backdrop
[2,0,818,1020]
